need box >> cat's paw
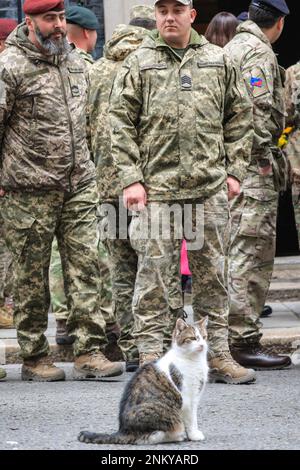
[146,431,166,445]
[176,432,187,442]
[78,431,93,443]
[187,430,205,442]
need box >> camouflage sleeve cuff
[120,170,144,190]
[227,168,246,184]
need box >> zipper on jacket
[58,66,76,192]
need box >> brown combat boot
[73,351,124,380]
[0,367,6,380]
[55,320,75,345]
[22,356,65,382]
[0,305,14,329]
[139,352,161,367]
[209,352,256,385]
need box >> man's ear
[277,16,284,31]
[190,8,197,25]
[26,15,33,32]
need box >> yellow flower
[278,127,294,148]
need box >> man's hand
[0,188,5,197]
[227,176,240,201]
[123,182,147,210]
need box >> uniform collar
[236,20,272,48]
[150,28,208,49]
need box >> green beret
[66,5,99,30]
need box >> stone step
[1,327,299,364]
[0,315,74,364]
[267,256,300,301]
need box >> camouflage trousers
[49,235,117,335]
[100,202,184,361]
[2,181,107,359]
[228,170,278,346]
[128,188,229,356]
[0,205,13,306]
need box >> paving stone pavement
[1,256,300,451]
[0,364,299,450]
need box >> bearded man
[0,0,124,381]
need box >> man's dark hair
[129,17,157,30]
[249,4,282,28]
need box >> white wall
[103,0,154,40]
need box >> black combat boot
[261,305,273,317]
[55,320,75,345]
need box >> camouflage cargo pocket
[2,194,35,261]
[238,199,276,239]
[129,211,153,256]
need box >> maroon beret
[23,0,65,15]
[0,18,18,40]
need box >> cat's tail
[78,430,139,445]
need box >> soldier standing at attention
[49,5,120,356]
[0,0,124,381]
[0,18,18,381]
[284,62,300,237]
[89,5,159,372]
[0,19,17,336]
[110,0,255,383]
[225,0,291,370]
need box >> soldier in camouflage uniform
[225,0,291,370]
[284,62,300,235]
[48,5,119,351]
[51,5,97,334]
[0,19,18,336]
[66,5,98,65]
[0,0,124,381]
[89,6,176,371]
[110,0,255,383]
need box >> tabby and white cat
[78,317,208,445]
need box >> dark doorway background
[193,0,299,256]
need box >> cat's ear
[195,316,208,330]
[176,318,188,332]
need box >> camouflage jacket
[76,48,95,66]
[109,29,253,201]
[225,21,286,166]
[0,24,95,192]
[89,24,148,202]
[284,62,300,171]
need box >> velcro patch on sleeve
[244,66,270,98]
